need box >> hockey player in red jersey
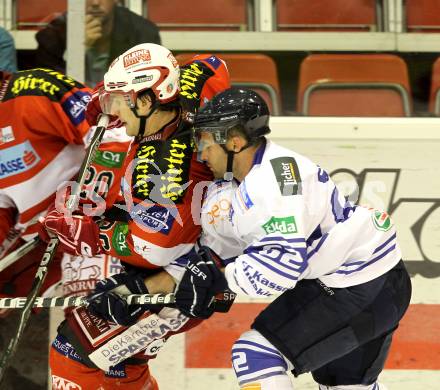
[0,68,94,302]
[0,68,95,387]
[40,43,231,389]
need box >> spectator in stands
[35,0,161,86]
[0,27,17,72]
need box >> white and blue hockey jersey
[200,139,402,297]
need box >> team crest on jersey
[372,210,393,231]
[130,204,176,234]
[270,157,302,196]
[0,140,40,179]
[0,126,14,144]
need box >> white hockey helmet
[100,43,180,114]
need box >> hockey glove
[86,272,149,326]
[38,208,101,257]
[175,246,229,319]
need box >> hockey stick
[0,236,40,273]
[0,115,110,382]
[0,293,176,309]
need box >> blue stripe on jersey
[373,232,397,254]
[169,262,185,268]
[243,244,307,272]
[233,268,251,295]
[251,139,267,166]
[306,224,323,246]
[336,244,396,275]
[331,187,356,223]
[307,233,329,259]
[232,340,288,384]
[233,340,282,355]
[238,371,287,387]
[340,234,397,268]
[260,236,306,245]
[245,243,307,268]
[246,252,301,280]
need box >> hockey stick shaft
[0,293,176,309]
[0,115,110,381]
[0,236,40,273]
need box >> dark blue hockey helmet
[193,87,270,146]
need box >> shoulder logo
[372,210,393,231]
[262,216,298,234]
[270,157,302,196]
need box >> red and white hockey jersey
[0,68,92,247]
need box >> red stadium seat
[146,0,251,31]
[298,54,412,117]
[275,0,379,31]
[16,0,66,29]
[405,0,440,32]
[429,57,440,115]
[176,53,282,115]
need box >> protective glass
[99,90,135,115]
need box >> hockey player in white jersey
[174,88,412,390]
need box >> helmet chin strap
[130,100,161,141]
[221,143,252,181]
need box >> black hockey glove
[86,272,149,326]
[175,246,229,319]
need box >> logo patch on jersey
[94,150,126,168]
[123,49,151,68]
[9,69,76,100]
[270,157,302,196]
[51,375,82,390]
[0,126,14,144]
[62,90,91,125]
[105,363,127,378]
[179,61,213,102]
[372,210,393,231]
[0,140,40,179]
[236,180,254,210]
[52,335,84,364]
[111,222,132,256]
[262,216,298,234]
[204,55,222,69]
[131,204,175,235]
[132,135,192,203]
